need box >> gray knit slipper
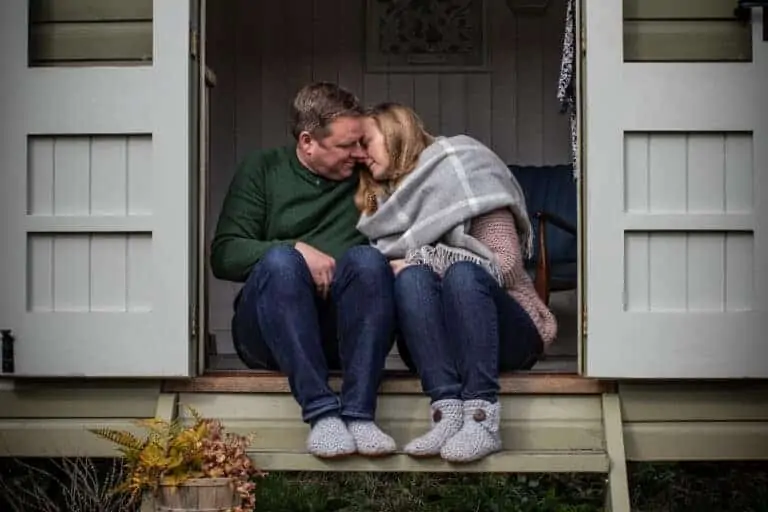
[440,399,502,463]
[347,420,397,457]
[306,415,356,459]
[404,399,463,458]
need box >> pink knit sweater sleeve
[469,208,526,288]
[470,208,558,346]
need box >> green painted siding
[1,381,768,464]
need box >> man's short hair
[290,82,363,140]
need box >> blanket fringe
[405,244,505,287]
[523,230,534,260]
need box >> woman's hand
[390,258,410,276]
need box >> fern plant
[89,406,266,512]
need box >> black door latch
[1,330,14,374]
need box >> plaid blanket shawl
[356,135,533,284]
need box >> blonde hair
[354,102,435,215]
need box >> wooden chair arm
[536,211,577,236]
[534,215,550,304]
[532,211,576,304]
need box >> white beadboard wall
[206,0,573,353]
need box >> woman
[355,103,557,463]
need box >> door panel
[583,0,767,378]
[0,0,195,377]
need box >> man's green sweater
[210,146,367,282]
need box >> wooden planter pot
[155,477,239,512]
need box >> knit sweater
[210,146,367,282]
[469,208,558,347]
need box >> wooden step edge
[163,373,615,395]
[247,450,609,473]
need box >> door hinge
[581,308,588,339]
[1,330,15,374]
[190,29,199,60]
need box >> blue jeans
[232,245,396,423]
[394,261,543,403]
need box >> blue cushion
[508,164,577,266]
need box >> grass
[254,472,604,512]
[0,458,138,512]
[252,462,768,512]
[628,462,768,512]
[1,459,767,511]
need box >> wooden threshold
[162,371,615,394]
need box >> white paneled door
[0,1,196,377]
[583,1,768,377]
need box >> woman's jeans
[395,261,543,403]
[231,245,396,424]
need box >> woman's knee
[442,261,488,291]
[394,264,437,300]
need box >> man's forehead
[326,116,362,140]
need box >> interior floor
[208,354,577,374]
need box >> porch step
[165,383,630,508]
[164,372,614,395]
[247,450,609,473]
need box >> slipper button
[473,409,487,422]
[432,409,443,422]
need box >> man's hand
[295,242,335,298]
[390,258,410,276]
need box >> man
[210,82,397,458]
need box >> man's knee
[258,245,306,274]
[337,245,391,278]
[242,245,310,296]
